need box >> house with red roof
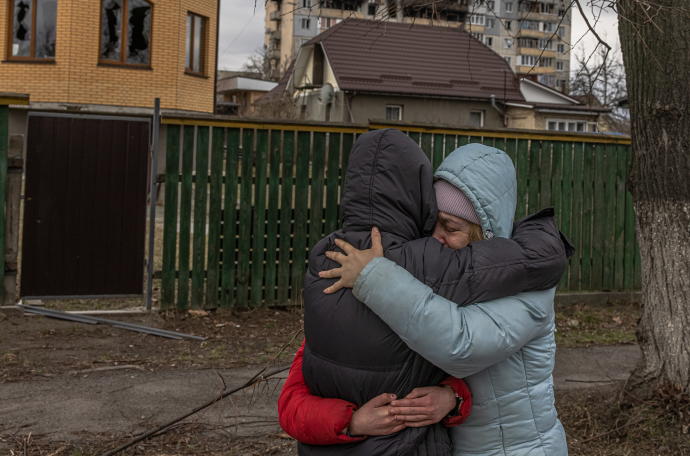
[267,18,611,132]
[275,18,524,128]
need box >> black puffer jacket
[301,129,570,456]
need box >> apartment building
[465,0,572,91]
[264,0,571,91]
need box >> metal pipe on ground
[16,304,205,341]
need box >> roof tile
[309,19,524,102]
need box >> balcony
[518,47,556,58]
[516,65,555,74]
[313,8,365,19]
[465,23,486,34]
[517,28,551,39]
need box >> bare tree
[570,45,629,132]
[253,91,299,119]
[617,0,690,395]
[242,47,284,82]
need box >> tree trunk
[618,0,690,391]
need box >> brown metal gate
[21,114,150,298]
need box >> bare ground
[1,303,687,455]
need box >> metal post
[145,98,161,312]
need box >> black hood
[340,129,437,241]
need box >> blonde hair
[468,222,484,243]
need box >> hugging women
[279,129,572,456]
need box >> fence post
[0,93,29,305]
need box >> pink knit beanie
[434,179,481,226]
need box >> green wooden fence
[159,117,639,310]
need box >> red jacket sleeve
[278,340,365,444]
[440,376,473,427]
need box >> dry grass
[559,383,690,455]
[556,302,639,348]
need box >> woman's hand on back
[388,386,457,427]
[319,227,383,294]
[347,392,405,437]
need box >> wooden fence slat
[309,132,326,248]
[191,126,209,308]
[291,131,310,303]
[161,126,180,308]
[496,137,511,164]
[324,132,340,235]
[549,142,566,289]
[220,128,239,307]
[237,129,255,306]
[539,141,553,210]
[552,142,565,221]
[432,134,444,169]
[264,130,282,305]
[603,145,618,290]
[581,143,596,290]
[251,130,268,307]
[176,126,195,309]
[613,145,627,290]
[444,134,457,161]
[277,131,295,303]
[410,131,422,145]
[527,140,541,215]
[421,132,432,160]
[591,144,606,290]
[338,133,354,222]
[623,148,636,290]
[558,142,573,289]
[205,127,224,309]
[515,139,529,220]
[569,143,585,290]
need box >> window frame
[469,110,485,128]
[185,11,208,77]
[468,14,485,26]
[6,0,57,62]
[385,104,403,121]
[547,118,588,132]
[98,0,154,68]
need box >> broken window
[100,0,152,65]
[9,0,57,59]
[185,12,207,75]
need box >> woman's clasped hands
[347,385,458,437]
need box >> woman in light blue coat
[324,143,569,456]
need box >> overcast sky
[219,1,622,72]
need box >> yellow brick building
[0,0,218,113]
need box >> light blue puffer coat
[353,144,568,456]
